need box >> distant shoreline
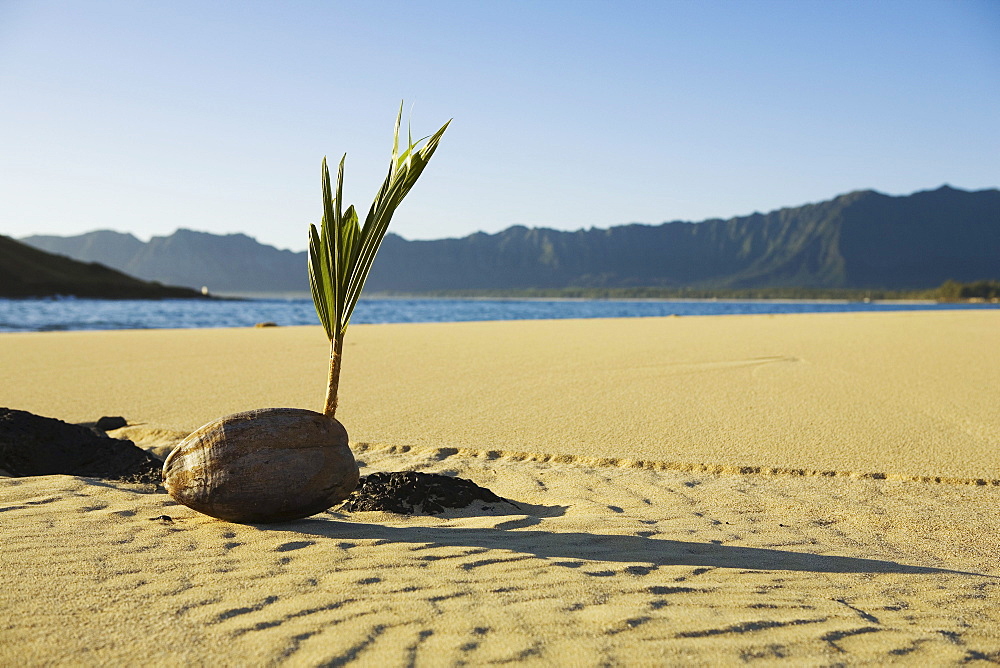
[2,295,996,334]
[0,292,982,306]
[363,281,999,303]
[211,286,991,305]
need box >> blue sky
[1,0,997,252]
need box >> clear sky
[1,0,997,252]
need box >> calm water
[0,297,995,333]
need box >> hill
[0,235,206,299]
[368,185,999,291]
[21,185,1000,294]
[22,229,305,295]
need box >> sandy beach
[2,310,999,664]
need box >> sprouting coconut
[163,105,449,523]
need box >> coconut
[162,408,358,523]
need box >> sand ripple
[3,446,999,665]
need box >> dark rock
[339,471,516,515]
[95,416,127,431]
[0,408,162,482]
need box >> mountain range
[0,235,204,299]
[20,185,999,295]
[20,229,306,295]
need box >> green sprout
[309,104,449,418]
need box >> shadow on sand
[267,515,992,578]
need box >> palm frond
[307,222,333,340]
[308,104,449,344]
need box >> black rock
[339,471,515,515]
[0,408,162,482]
[95,416,127,431]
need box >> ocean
[0,297,996,333]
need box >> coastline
[2,310,999,664]
[3,295,995,334]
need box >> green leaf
[342,118,450,329]
[309,103,449,343]
[338,204,358,312]
[307,222,333,340]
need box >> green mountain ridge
[0,235,205,299]
[21,229,306,295]
[20,185,1000,294]
[368,186,999,291]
